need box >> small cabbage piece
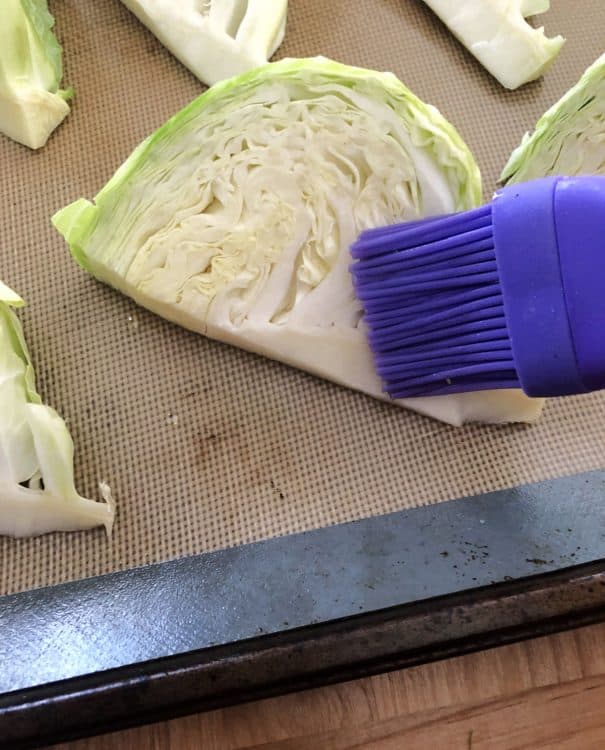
[53,57,542,426]
[501,52,605,183]
[121,0,288,86]
[422,0,564,90]
[0,0,72,149]
[0,281,114,537]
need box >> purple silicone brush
[350,175,605,399]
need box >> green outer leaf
[501,52,605,183]
[52,57,482,269]
[52,198,102,271]
[19,0,64,91]
[0,285,41,405]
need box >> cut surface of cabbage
[120,0,288,87]
[0,0,72,149]
[501,52,605,183]
[0,281,114,537]
[422,0,564,90]
[53,58,542,426]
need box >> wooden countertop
[54,622,605,749]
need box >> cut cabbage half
[422,0,564,89]
[0,281,114,537]
[502,52,605,183]
[53,57,542,426]
[121,0,288,86]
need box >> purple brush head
[350,175,605,399]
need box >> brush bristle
[351,205,520,398]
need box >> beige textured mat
[1,1,604,596]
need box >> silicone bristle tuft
[351,205,520,397]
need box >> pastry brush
[350,175,605,399]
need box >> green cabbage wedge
[0,0,72,149]
[54,58,542,426]
[502,52,605,183]
[0,281,114,537]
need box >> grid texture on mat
[1,0,604,595]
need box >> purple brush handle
[493,175,605,397]
[555,178,605,391]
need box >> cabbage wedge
[0,0,72,149]
[501,52,605,183]
[0,281,114,537]
[422,0,564,89]
[53,58,542,426]
[121,0,288,86]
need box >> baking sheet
[1,0,604,596]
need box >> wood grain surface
[52,622,605,750]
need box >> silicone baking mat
[1,0,603,596]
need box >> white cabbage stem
[120,0,288,87]
[422,0,564,90]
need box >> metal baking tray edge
[1,469,605,748]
